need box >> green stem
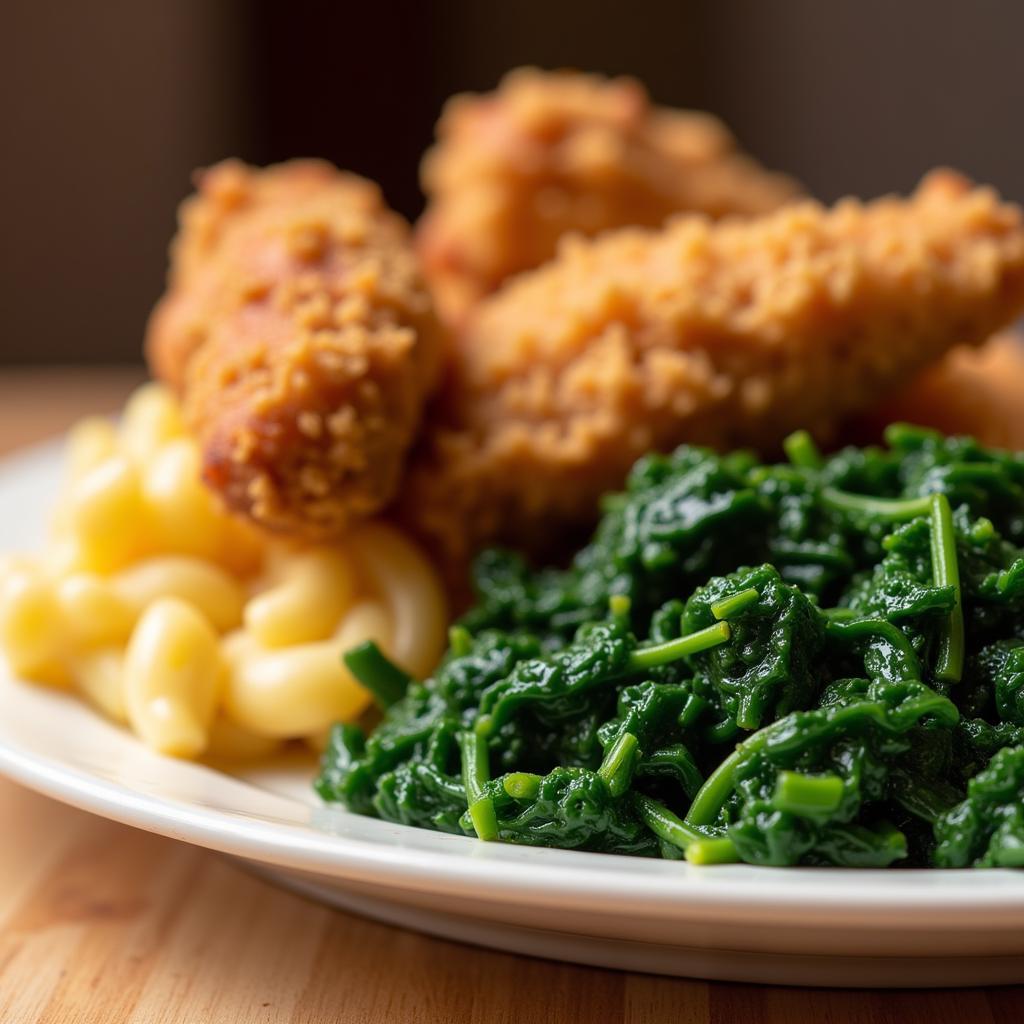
[629,621,731,671]
[883,423,926,448]
[635,793,739,865]
[935,463,1006,482]
[685,837,741,865]
[459,730,498,840]
[773,771,844,817]
[686,683,958,832]
[679,693,709,729]
[343,641,411,709]
[598,731,639,797]
[503,772,542,800]
[820,489,932,521]
[448,625,473,658]
[469,799,499,841]
[822,607,858,622]
[460,729,489,803]
[783,429,823,469]
[703,717,740,745]
[710,587,760,621]
[825,616,920,681]
[929,493,964,684]
[634,792,705,847]
[685,745,748,827]
[690,720,847,830]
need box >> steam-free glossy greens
[317,425,1024,868]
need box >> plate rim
[3,437,1024,932]
[4,727,1024,928]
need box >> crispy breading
[861,332,1024,450]
[416,67,802,326]
[146,160,441,536]
[405,170,1024,566]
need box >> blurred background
[2,0,1022,365]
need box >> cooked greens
[318,425,1024,868]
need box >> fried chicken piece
[416,67,802,326]
[405,170,1024,566]
[146,159,441,537]
[859,332,1024,450]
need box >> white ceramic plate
[2,440,1024,989]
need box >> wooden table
[0,368,1021,1023]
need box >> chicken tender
[406,170,1024,565]
[416,67,802,325]
[146,160,441,537]
[861,332,1024,450]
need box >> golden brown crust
[145,160,442,536]
[405,170,1024,566]
[416,67,802,326]
[861,331,1024,450]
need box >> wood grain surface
[0,368,1022,1024]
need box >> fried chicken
[405,170,1024,566]
[861,332,1024,450]
[416,67,802,326]
[146,159,441,537]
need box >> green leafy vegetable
[343,641,412,709]
[317,425,1024,870]
[935,746,1024,867]
[681,565,827,730]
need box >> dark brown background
[3,0,1023,365]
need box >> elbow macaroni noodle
[0,383,448,759]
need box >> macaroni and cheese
[0,384,448,758]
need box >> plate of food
[3,69,1024,989]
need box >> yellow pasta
[223,601,388,737]
[119,382,185,464]
[74,647,128,723]
[123,597,222,757]
[68,454,150,571]
[55,573,135,647]
[244,546,357,647]
[112,556,245,632]
[65,416,118,482]
[0,566,68,684]
[0,382,450,759]
[142,440,229,562]
[350,522,449,678]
